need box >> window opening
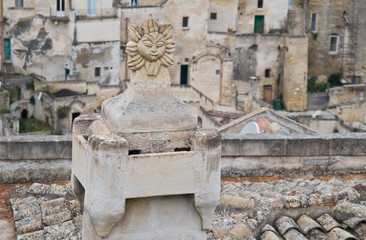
[265,69,271,78]
[258,0,263,9]
[210,13,217,20]
[310,13,317,32]
[95,67,101,77]
[182,17,189,28]
[329,35,339,54]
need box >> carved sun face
[125,19,175,77]
[138,32,167,62]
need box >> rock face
[72,19,221,239]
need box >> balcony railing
[74,8,118,20]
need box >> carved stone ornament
[126,19,175,76]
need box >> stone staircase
[4,62,15,74]
[287,8,305,36]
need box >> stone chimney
[71,19,221,239]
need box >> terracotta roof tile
[297,214,322,234]
[327,227,358,240]
[275,216,301,235]
[317,214,343,232]
[283,229,308,240]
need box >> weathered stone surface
[12,197,41,221]
[219,195,251,208]
[49,184,71,196]
[41,198,72,226]
[213,228,228,238]
[307,229,332,240]
[0,219,16,240]
[17,230,45,240]
[261,231,282,240]
[14,213,43,234]
[334,201,366,221]
[44,220,78,240]
[229,223,252,239]
[28,183,51,195]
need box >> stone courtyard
[2,174,366,239]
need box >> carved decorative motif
[126,19,175,76]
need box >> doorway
[263,85,272,104]
[180,65,188,85]
[254,16,265,33]
[4,39,11,60]
[72,112,80,128]
[56,0,65,17]
[21,109,28,119]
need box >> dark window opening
[95,67,101,77]
[21,109,28,119]
[57,0,65,11]
[329,35,339,53]
[180,65,188,85]
[174,147,191,152]
[210,13,217,20]
[310,13,317,31]
[216,69,220,75]
[265,69,271,78]
[182,17,189,28]
[15,0,23,8]
[129,150,141,155]
[131,0,137,6]
[258,0,263,8]
[72,112,80,126]
[184,58,189,62]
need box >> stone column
[72,19,221,239]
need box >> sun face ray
[126,19,175,76]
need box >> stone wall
[1,133,366,183]
[329,84,366,106]
[208,0,238,33]
[221,133,366,177]
[0,135,72,183]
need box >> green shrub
[0,109,10,114]
[57,106,71,119]
[19,117,53,133]
[328,73,342,87]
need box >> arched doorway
[21,109,28,119]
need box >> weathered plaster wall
[336,101,366,123]
[329,85,366,106]
[71,43,121,84]
[236,0,289,34]
[35,80,87,94]
[283,36,308,111]
[191,55,221,102]
[208,0,238,33]
[5,14,69,79]
[75,19,120,43]
[0,91,10,110]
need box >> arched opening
[21,109,28,119]
[71,112,80,128]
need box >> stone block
[17,230,45,240]
[44,220,78,240]
[15,214,43,234]
[12,197,41,221]
[41,198,72,226]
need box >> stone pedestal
[71,19,220,239]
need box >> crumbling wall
[71,43,120,85]
[5,15,69,78]
[329,85,366,106]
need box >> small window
[216,70,220,75]
[258,0,263,9]
[182,17,189,28]
[15,0,24,8]
[310,13,317,32]
[210,13,217,20]
[329,35,339,54]
[289,0,294,5]
[104,66,109,70]
[131,0,137,6]
[184,58,189,62]
[265,69,271,78]
[95,67,101,77]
